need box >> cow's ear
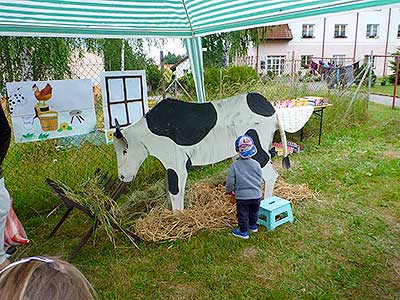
[114,118,128,149]
[114,118,123,139]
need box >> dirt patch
[240,246,259,260]
[384,150,400,159]
[170,283,200,300]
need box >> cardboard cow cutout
[114,92,290,210]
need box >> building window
[260,60,266,70]
[266,56,285,75]
[301,55,312,67]
[366,24,379,38]
[332,55,346,66]
[398,24,400,38]
[302,24,314,38]
[334,24,347,38]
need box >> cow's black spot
[167,168,179,195]
[186,156,192,171]
[245,129,269,168]
[246,93,275,117]
[145,98,217,146]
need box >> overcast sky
[143,38,187,64]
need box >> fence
[2,50,372,218]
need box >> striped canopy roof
[0,0,398,38]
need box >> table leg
[318,108,324,145]
[300,127,304,141]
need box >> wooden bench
[46,169,138,261]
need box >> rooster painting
[32,83,53,107]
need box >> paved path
[369,94,399,108]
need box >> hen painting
[32,83,53,106]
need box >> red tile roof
[258,24,293,40]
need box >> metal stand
[46,170,137,261]
[300,106,327,146]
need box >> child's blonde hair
[0,257,96,300]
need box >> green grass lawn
[4,100,400,299]
[371,78,398,97]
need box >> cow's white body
[114,93,289,210]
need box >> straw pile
[54,176,127,246]
[133,183,236,242]
[132,178,315,242]
[274,178,316,204]
[54,173,315,244]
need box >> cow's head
[113,119,149,182]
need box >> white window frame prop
[101,70,148,130]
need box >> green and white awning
[0,0,398,102]
[0,0,397,38]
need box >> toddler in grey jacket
[226,135,262,239]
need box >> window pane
[126,77,142,100]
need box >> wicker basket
[38,110,58,131]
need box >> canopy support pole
[184,37,206,103]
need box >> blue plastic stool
[257,196,294,231]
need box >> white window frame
[301,55,312,68]
[366,24,379,38]
[302,24,315,38]
[334,24,347,38]
[266,56,285,75]
[332,54,346,66]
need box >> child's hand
[228,192,236,204]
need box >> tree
[0,36,77,94]
[202,29,259,68]
[388,47,400,85]
[163,52,184,64]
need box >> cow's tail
[277,115,291,169]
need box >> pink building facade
[248,6,400,77]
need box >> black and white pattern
[7,87,27,114]
[114,92,290,210]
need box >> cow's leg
[262,162,278,199]
[165,157,189,211]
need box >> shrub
[178,65,258,100]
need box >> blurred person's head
[0,256,96,300]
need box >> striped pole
[184,36,206,103]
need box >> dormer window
[302,24,314,38]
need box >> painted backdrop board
[6,79,96,143]
[101,70,148,144]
